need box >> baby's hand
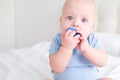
[76,27,90,52]
[76,38,89,52]
[61,27,80,50]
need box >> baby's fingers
[74,35,80,43]
[64,29,76,37]
[74,34,80,39]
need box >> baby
[49,0,112,80]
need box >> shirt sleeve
[88,33,104,50]
[49,33,61,56]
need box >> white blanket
[0,41,120,80]
[0,41,53,80]
[98,55,120,80]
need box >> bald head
[60,0,96,35]
[62,0,96,15]
[61,0,96,23]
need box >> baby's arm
[50,47,73,73]
[50,30,80,73]
[77,39,107,67]
[61,28,107,67]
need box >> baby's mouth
[74,32,81,37]
[67,27,81,37]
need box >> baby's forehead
[63,10,93,19]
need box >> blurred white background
[0,0,120,50]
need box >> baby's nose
[72,19,80,28]
[72,24,79,27]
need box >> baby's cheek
[60,21,72,32]
[61,26,69,33]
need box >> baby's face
[60,0,96,35]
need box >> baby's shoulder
[88,33,99,44]
[88,33,97,40]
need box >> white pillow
[96,33,120,57]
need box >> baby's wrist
[81,45,90,53]
[80,41,90,52]
[61,46,73,52]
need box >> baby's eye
[81,18,88,22]
[67,16,73,20]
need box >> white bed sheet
[0,41,53,80]
[98,55,120,80]
[0,41,120,80]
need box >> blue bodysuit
[49,33,103,80]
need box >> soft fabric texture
[0,42,53,80]
[96,33,120,57]
[0,33,120,80]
